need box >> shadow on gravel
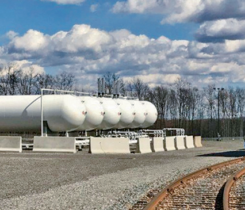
[215,183,225,209]
[197,150,245,157]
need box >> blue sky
[0,0,197,40]
[1,0,245,90]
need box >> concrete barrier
[90,137,130,154]
[152,137,164,152]
[175,136,186,150]
[194,136,203,147]
[136,138,152,154]
[0,136,22,152]
[184,136,195,149]
[164,136,176,151]
[33,137,76,153]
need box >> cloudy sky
[1,0,245,89]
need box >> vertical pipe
[98,78,101,96]
[101,78,105,95]
[113,80,116,97]
[116,80,120,98]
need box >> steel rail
[144,157,245,210]
[223,165,245,210]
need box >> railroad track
[224,165,245,209]
[129,157,245,210]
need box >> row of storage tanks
[0,95,158,132]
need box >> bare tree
[0,67,10,95]
[103,72,119,94]
[54,71,75,91]
[17,68,38,95]
[236,87,245,137]
[227,87,238,137]
[0,66,19,95]
[174,78,191,129]
[150,86,168,128]
[35,74,55,91]
[189,87,200,134]
[126,78,149,100]
[204,84,216,137]
[167,88,178,127]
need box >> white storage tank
[141,101,158,128]
[77,96,104,131]
[0,95,86,132]
[129,100,146,128]
[97,97,121,130]
[114,98,135,129]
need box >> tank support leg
[43,121,48,137]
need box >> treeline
[0,66,75,95]
[1,68,245,138]
[102,72,245,138]
[128,78,245,138]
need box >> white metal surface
[97,97,121,130]
[0,91,157,133]
[77,96,104,131]
[141,101,158,128]
[129,100,146,128]
[114,98,134,129]
[0,95,86,132]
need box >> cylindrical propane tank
[129,100,146,128]
[0,95,86,132]
[97,97,121,130]
[77,96,104,131]
[113,98,135,129]
[141,101,158,128]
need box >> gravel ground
[0,140,244,210]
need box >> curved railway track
[129,157,245,210]
[224,165,245,209]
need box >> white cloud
[9,30,49,53]
[6,31,18,40]
[0,60,44,76]
[123,73,181,88]
[14,60,45,75]
[112,0,245,24]
[2,24,245,88]
[90,4,99,12]
[196,19,245,42]
[42,0,85,5]
[112,0,175,14]
[225,40,245,53]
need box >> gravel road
[0,140,244,210]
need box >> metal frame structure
[142,130,165,137]
[106,130,148,140]
[162,128,185,136]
